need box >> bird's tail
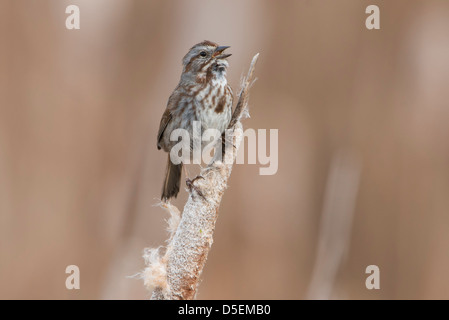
[161,155,182,201]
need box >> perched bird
[157,41,233,201]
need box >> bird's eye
[200,51,207,57]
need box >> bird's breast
[195,83,232,133]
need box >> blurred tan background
[1,0,449,299]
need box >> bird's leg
[182,165,189,180]
[186,176,206,200]
[184,166,206,201]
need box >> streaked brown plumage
[157,41,234,201]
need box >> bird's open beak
[213,46,232,59]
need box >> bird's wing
[157,108,172,150]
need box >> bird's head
[181,40,231,80]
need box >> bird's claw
[186,176,206,201]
